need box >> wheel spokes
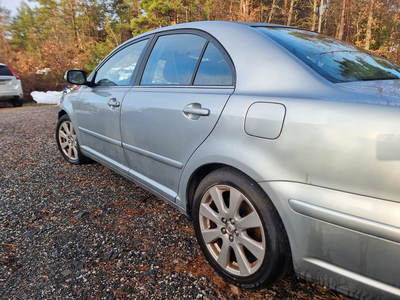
[59,130,68,140]
[232,242,251,276]
[199,203,220,225]
[235,211,262,230]
[200,184,266,277]
[202,228,222,244]
[208,186,227,216]
[71,145,78,160]
[238,234,265,261]
[61,122,70,135]
[59,121,78,160]
[217,239,230,269]
[60,141,69,149]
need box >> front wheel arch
[55,114,93,164]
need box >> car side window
[141,34,206,85]
[194,43,233,86]
[95,39,147,86]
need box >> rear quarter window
[257,27,400,83]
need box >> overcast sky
[1,0,35,17]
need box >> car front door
[120,32,235,201]
[75,38,150,175]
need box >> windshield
[256,27,400,83]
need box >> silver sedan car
[57,21,400,299]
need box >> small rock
[142,269,158,276]
[75,262,84,270]
[111,252,119,259]
[61,269,72,277]
[74,212,88,220]
[173,259,179,265]
[23,228,38,238]
[104,252,113,260]
[29,215,40,222]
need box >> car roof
[237,21,310,31]
[108,21,331,96]
[131,21,308,41]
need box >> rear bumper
[0,95,22,102]
[0,90,23,102]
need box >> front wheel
[56,114,92,164]
[192,167,292,289]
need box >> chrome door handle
[182,103,210,120]
[107,98,120,108]
[182,107,210,116]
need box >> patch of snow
[35,67,51,75]
[31,91,62,105]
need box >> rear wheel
[10,98,23,107]
[192,167,292,288]
[56,115,92,164]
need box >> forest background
[1,0,400,101]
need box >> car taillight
[7,66,20,80]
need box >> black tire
[55,114,93,164]
[192,167,292,289]
[10,98,23,107]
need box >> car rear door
[120,31,235,201]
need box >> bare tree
[318,0,324,32]
[364,0,375,49]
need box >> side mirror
[64,70,88,85]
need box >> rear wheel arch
[191,166,293,288]
[186,164,277,218]
[186,163,232,217]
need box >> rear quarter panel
[178,93,400,299]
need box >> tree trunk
[337,0,346,40]
[343,0,351,41]
[268,0,277,23]
[69,0,78,44]
[311,0,317,31]
[287,0,294,26]
[364,0,375,50]
[171,0,177,24]
[284,0,287,25]
[318,0,324,33]
[397,47,400,66]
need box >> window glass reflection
[258,28,400,83]
[95,39,147,86]
[194,43,233,86]
[141,34,206,85]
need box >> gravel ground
[0,105,355,300]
